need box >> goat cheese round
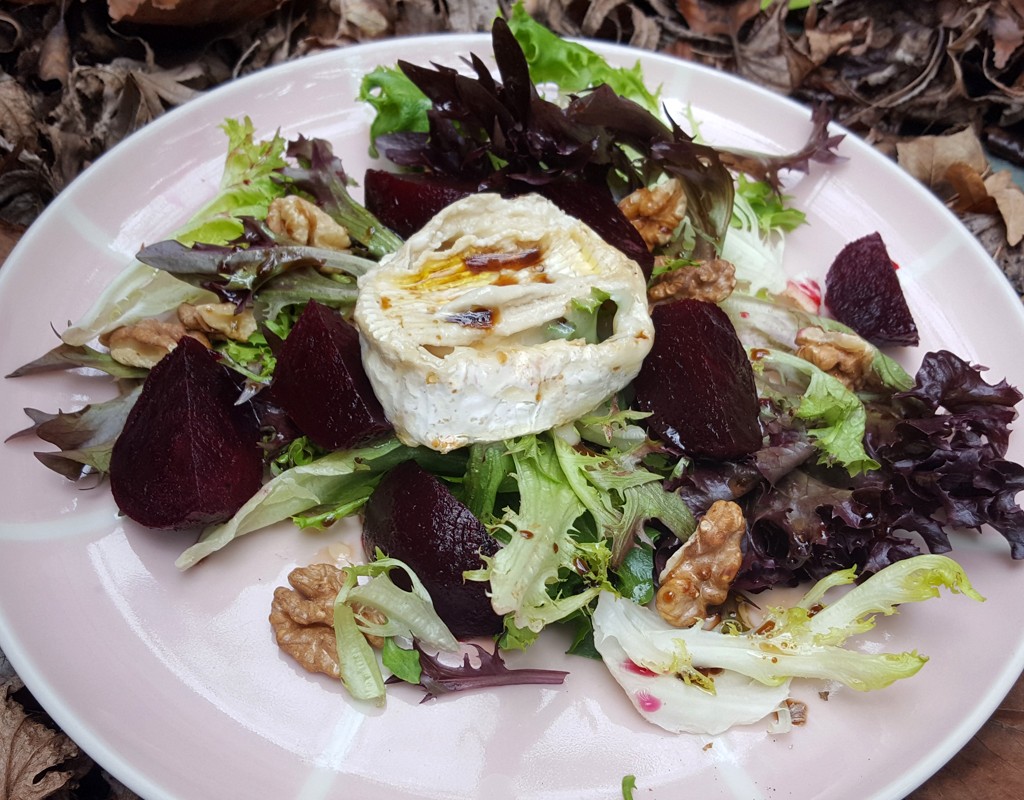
[354,193,654,452]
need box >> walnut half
[177,302,256,342]
[656,500,746,628]
[100,320,210,369]
[618,178,687,249]
[269,563,386,679]
[795,326,879,391]
[266,195,351,250]
[648,258,737,305]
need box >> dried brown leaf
[107,0,287,27]
[37,16,70,85]
[803,16,871,66]
[0,679,84,800]
[0,77,36,148]
[961,211,1024,296]
[947,161,998,214]
[0,648,14,684]
[338,0,393,38]
[985,170,1024,246]
[0,11,23,54]
[989,0,1024,71]
[676,0,760,38]
[895,128,989,195]
[0,159,53,226]
[577,0,660,49]
[734,0,814,94]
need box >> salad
[8,6,1021,739]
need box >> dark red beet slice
[633,299,762,460]
[362,461,502,637]
[271,299,391,450]
[364,169,475,239]
[823,232,919,347]
[534,179,654,278]
[109,336,263,530]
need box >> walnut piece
[266,195,351,250]
[648,258,737,305]
[177,302,257,342]
[269,563,385,679]
[795,326,878,391]
[656,500,746,628]
[618,178,687,249]
[101,320,210,368]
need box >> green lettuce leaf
[174,117,289,246]
[757,349,880,475]
[468,433,604,634]
[60,118,288,346]
[552,431,694,564]
[340,557,460,652]
[506,2,660,113]
[358,65,432,157]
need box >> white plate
[2,33,1023,800]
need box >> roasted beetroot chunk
[362,461,502,637]
[824,232,919,347]
[633,299,762,460]
[364,169,475,239]
[109,336,263,530]
[270,299,392,450]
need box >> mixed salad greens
[9,5,1022,735]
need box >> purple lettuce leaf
[278,137,403,259]
[8,385,143,481]
[388,642,568,703]
[7,342,148,380]
[665,350,1024,592]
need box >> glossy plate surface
[1,34,1023,800]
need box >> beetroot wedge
[271,299,392,450]
[109,336,263,530]
[364,169,475,238]
[824,232,919,347]
[633,299,762,460]
[362,461,502,637]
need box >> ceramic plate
[2,33,1023,800]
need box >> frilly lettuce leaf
[756,349,880,475]
[592,554,982,734]
[358,64,432,158]
[340,556,460,653]
[551,430,694,564]
[173,117,289,246]
[467,433,602,634]
[505,2,660,113]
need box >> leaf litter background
[2,1,1024,798]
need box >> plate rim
[1,31,1023,800]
